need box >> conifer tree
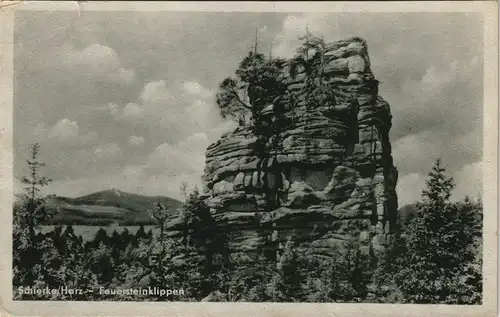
[148,200,170,284]
[13,143,55,286]
[395,158,479,304]
[216,51,287,129]
[135,224,147,240]
[277,235,304,301]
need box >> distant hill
[43,189,183,226]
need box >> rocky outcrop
[202,37,398,260]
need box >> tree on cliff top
[216,51,287,129]
[289,31,326,80]
[288,31,341,111]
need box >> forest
[13,144,482,304]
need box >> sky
[13,10,484,206]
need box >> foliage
[374,159,482,304]
[288,32,338,111]
[13,144,56,288]
[13,147,482,303]
[216,51,287,128]
[289,32,327,80]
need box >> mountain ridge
[44,189,182,226]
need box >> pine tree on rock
[216,51,287,130]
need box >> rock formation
[202,37,398,261]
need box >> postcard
[0,1,497,316]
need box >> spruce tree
[135,224,147,241]
[13,143,54,286]
[395,159,479,304]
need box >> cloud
[396,173,427,206]
[84,78,232,191]
[50,131,218,200]
[182,81,213,99]
[186,99,224,133]
[119,79,229,143]
[123,103,143,119]
[62,43,136,85]
[272,13,339,58]
[419,61,458,91]
[72,44,120,71]
[15,12,482,202]
[43,119,98,146]
[96,103,120,116]
[396,160,483,206]
[146,132,210,175]
[94,143,122,160]
[48,118,79,142]
[44,169,201,201]
[391,131,441,176]
[117,68,136,85]
[453,161,483,201]
[140,80,174,105]
[107,103,120,116]
[128,135,145,147]
[120,128,233,197]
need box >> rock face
[202,37,398,260]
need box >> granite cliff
[182,37,398,261]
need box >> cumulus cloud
[128,135,145,147]
[396,173,427,206]
[453,161,483,201]
[123,103,143,119]
[116,126,235,198]
[117,68,136,85]
[96,103,120,116]
[115,79,229,142]
[272,13,338,58]
[93,143,122,160]
[62,43,136,85]
[86,78,232,192]
[48,118,79,142]
[146,132,210,175]
[43,118,98,146]
[186,99,224,133]
[107,103,120,116]
[390,57,483,176]
[140,80,175,105]
[182,81,213,99]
